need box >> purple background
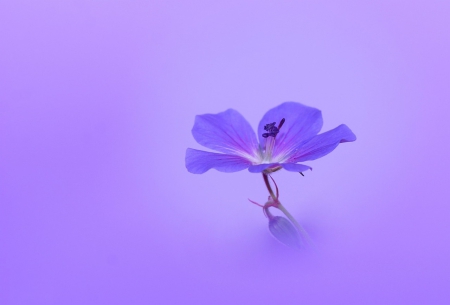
[1,1,449,304]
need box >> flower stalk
[262,172,314,247]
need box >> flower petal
[185,148,252,174]
[289,124,356,162]
[257,102,323,161]
[281,163,312,173]
[248,163,280,173]
[192,109,259,161]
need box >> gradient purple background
[1,1,450,304]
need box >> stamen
[262,118,285,138]
[262,122,279,138]
[261,118,286,161]
[278,118,285,130]
[264,122,276,131]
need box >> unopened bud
[268,216,302,249]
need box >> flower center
[261,118,285,162]
[262,122,280,138]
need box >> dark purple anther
[264,122,276,131]
[278,118,285,129]
[262,119,285,138]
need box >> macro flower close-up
[5,0,450,303]
[186,102,356,174]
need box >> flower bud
[268,216,302,249]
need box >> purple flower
[185,102,356,174]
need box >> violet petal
[248,163,280,173]
[185,148,252,174]
[289,124,356,162]
[281,163,312,173]
[257,102,323,161]
[192,109,259,160]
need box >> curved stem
[262,173,277,200]
[262,173,315,247]
[269,175,279,198]
[263,205,274,220]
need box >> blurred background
[1,1,449,304]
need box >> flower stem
[262,173,314,247]
[262,173,277,200]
